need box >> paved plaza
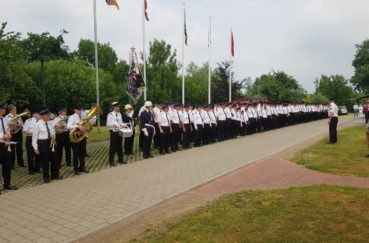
[0,116,359,242]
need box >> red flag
[144,0,149,21]
[231,31,235,57]
[106,0,119,10]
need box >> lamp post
[39,55,50,107]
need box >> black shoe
[110,162,116,167]
[28,171,34,175]
[4,184,18,190]
[43,178,51,183]
[51,176,63,180]
[118,161,127,164]
[74,170,80,175]
[79,169,89,173]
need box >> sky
[1,0,369,93]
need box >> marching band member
[67,105,89,175]
[200,106,211,145]
[153,103,162,148]
[180,104,192,149]
[140,101,155,159]
[215,104,227,141]
[208,105,217,143]
[122,104,135,155]
[106,102,125,166]
[0,102,17,191]
[158,105,172,155]
[5,104,25,168]
[32,109,62,183]
[23,111,41,174]
[53,107,72,167]
[192,105,204,147]
[169,104,181,152]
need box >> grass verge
[131,185,369,243]
[292,125,369,177]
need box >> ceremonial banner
[106,0,120,10]
[184,8,188,45]
[231,31,235,57]
[127,48,145,104]
[144,0,149,21]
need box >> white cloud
[1,0,369,93]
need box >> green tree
[25,60,120,114]
[211,61,245,103]
[315,74,357,107]
[74,39,118,73]
[246,71,306,103]
[20,32,69,61]
[146,39,180,103]
[352,39,369,93]
[0,22,40,109]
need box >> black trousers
[71,138,87,171]
[182,124,191,148]
[329,117,338,143]
[109,131,123,164]
[194,125,204,146]
[203,124,210,144]
[139,129,144,150]
[225,119,232,139]
[171,123,180,150]
[38,139,58,179]
[10,129,24,168]
[124,134,134,154]
[154,123,160,148]
[142,128,154,157]
[159,126,170,154]
[217,120,226,140]
[56,132,71,166]
[0,143,11,186]
[210,124,217,142]
[26,136,40,173]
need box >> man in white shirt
[180,104,192,149]
[53,107,71,168]
[33,108,62,183]
[158,105,172,154]
[192,105,204,147]
[170,104,182,151]
[23,111,41,174]
[328,97,339,144]
[0,102,17,191]
[67,105,89,175]
[106,102,125,166]
[216,104,227,141]
[153,103,162,148]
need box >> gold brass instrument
[55,116,68,134]
[50,132,56,152]
[69,106,103,143]
[9,109,31,134]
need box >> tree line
[0,22,366,116]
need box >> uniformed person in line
[0,101,17,192]
[158,105,172,155]
[53,107,72,167]
[208,105,217,143]
[23,111,41,174]
[215,104,226,141]
[122,104,135,155]
[106,102,126,166]
[180,104,192,149]
[32,108,62,183]
[5,104,26,168]
[328,97,339,144]
[192,105,204,147]
[170,104,182,151]
[153,103,163,148]
[140,101,155,159]
[67,105,89,175]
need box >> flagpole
[93,0,101,133]
[143,0,147,101]
[228,27,232,103]
[182,2,185,105]
[208,16,212,105]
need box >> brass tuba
[9,109,31,134]
[55,116,68,134]
[69,106,103,143]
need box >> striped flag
[231,31,235,57]
[144,0,149,21]
[184,8,188,45]
[106,0,120,10]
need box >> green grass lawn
[87,125,111,142]
[131,185,369,243]
[292,125,369,177]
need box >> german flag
[106,0,120,10]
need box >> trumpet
[50,132,57,152]
[4,140,17,152]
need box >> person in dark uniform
[32,109,62,183]
[0,102,18,192]
[122,104,135,155]
[67,105,89,175]
[328,97,339,144]
[23,111,41,174]
[5,104,26,168]
[53,107,72,167]
[140,101,155,159]
[106,102,125,166]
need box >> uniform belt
[145,124,155,128]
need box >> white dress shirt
[216,107,227,121]
[159,111,171,127]
[180,110,191,124]
[23,117,38,136]
[67,113,81,130]
[52,115,68,133]
[192,109,203,129]
[107,111,124,131]
[0,116,9,143]
[170,109,181,124]
[32,120,54,150]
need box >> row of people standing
[137,101,329,158]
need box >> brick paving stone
[0,117,361,242]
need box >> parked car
[338,106,348,115]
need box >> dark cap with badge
[74,105,82,110]
[40,108,51,116]
[0,101,7,109]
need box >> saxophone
[69,106,103,143]
[9,109,31,134]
